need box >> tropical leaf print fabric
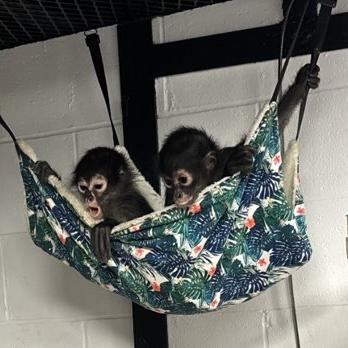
[18,102,312,314]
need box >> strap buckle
[84,29,98,37]
[84,29,99,47]
[317,0,337,8]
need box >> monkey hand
[295,64,320,91]
[91,219,118,264]
[225,145,255,176]
[33,161,60,185]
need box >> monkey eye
[93,181,107,193]
[179,176,187,184]
[163,177,173,188]
[78,183,88,193]
[178,174,192,186]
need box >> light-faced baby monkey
[159,64,320,207]
[159,128,254,206]
[35,147,152,264]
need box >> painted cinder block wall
[0,0,348,347]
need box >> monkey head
[161,157,216,207]
[159,127,219,207]
[72,147,130,219]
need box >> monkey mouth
[175,196,195,207]
[88,205,103,220]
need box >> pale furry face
[77,174,108,220]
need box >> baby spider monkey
[34,147,152,264]
[159,64,320,207]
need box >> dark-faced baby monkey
[35,147,152,263]
[159,64,320,207]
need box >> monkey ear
[204,151,217,171]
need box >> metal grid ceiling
[0,0,226,50]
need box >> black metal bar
[117,19,168,348]
[151,11,348,77]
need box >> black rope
[287,275,301,348]
[296,1,336,140]
[85,31,119,146]
[278,0,296,100]
[276,1,336,347]
[277,2,302,347]
[271,0,312,103]
[0,113,20,152]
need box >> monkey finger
[309,64,320,75]
[100,227,111,264]
[91,229,101,261]
[33,161,48,184]
[98,227,108,264]
[33,161,59,184]
[104,230,112,262]
[308,77,320,89]
[230,152,254,165]
[309,71,320,79]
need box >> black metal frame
[117,1,347,347]
[118,19,167,348]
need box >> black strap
[278,0,296,100]
[271,0,312,103]
[85,32,119,146]
[0,114,20,151]
[296,1,336,139]
[276,2,335,348]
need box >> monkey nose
[175,191,183,200]
[86,192,95,203]
[174,191,193,207]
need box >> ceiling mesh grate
[0,0,225,50]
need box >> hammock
[3,102,310,314]
[0,0,335,315]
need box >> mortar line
[0,236,10,320]
[0,314,132,326]
[262,310,270,348]
[81,321,87,348]
[0,231,27,237]
[0,120,122,145]
[72,132,78,166]
[156,83,348,119]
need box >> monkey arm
[278,83,305,134]
[91,191,153,264]
[91,218,118,264]
[116,191,153,219]
[165,191,174,206]
[217,144,255,179]
[278,64,320,134]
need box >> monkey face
[77,174,108,220]
[163,167,210,207]
[159,126,220,208]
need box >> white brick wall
[0,25,132,347]
[1,0,348,346]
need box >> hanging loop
[85,32,119,146]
